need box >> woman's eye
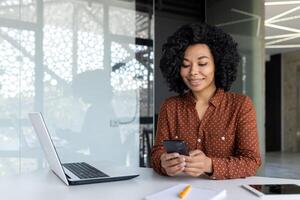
[198,63,207,66]
[182,64,189,68]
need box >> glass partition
[0,0,154,175]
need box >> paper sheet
[145,183,226,200]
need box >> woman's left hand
[183,150,213,177]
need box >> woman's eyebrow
[197,56,209,60]
[183,56,209,61]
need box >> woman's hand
[160,152,186,176]
[183,150,212,177]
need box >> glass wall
[0,0,153,175]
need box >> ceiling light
[266,35,300,45]
[216,18,254,27]
[265,6,300,23]
[265,1,300,6]
[265,23,300,33]
[231,8,261,36]
[271,15,300,23]
[265,33,300,40]
[266,45,300,48]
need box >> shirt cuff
[151,148,167,176]
[208,158,225,180]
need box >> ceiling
[265,0,300,55]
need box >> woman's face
[180,43,216,93]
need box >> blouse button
[197,138,201,143]
[221,136,225,141]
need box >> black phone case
[163,140,189,156]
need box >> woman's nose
[190,64,198,75]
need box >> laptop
[28,112,139,185]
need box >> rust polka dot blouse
[151,89,262,180]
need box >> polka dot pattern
[150,89,262,179]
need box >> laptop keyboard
[63,162,109,179]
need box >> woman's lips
[188,78,205,86]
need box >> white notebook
[145,183,226,200]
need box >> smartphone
[163,140,189,156]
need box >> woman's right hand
[160,152,186,176]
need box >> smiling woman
[180,44,217,121]
[180,44,216,101]
[151,23,262,180]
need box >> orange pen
[178,184,191,199]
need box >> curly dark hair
[159,23,240,94]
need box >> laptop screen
[29,112,69,185]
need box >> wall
[282,50,300,152]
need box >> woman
[151,23,261,180]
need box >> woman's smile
[187,78,205,86]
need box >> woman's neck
[192,85,217,105]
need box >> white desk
[1,167,300,200]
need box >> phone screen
[163,140,189,156]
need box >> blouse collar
[184,88,225,108]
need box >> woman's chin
[188,85,205,92]
[188,84,215,93]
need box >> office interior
[0,0,299,180]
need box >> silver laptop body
[28,112,139,185]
